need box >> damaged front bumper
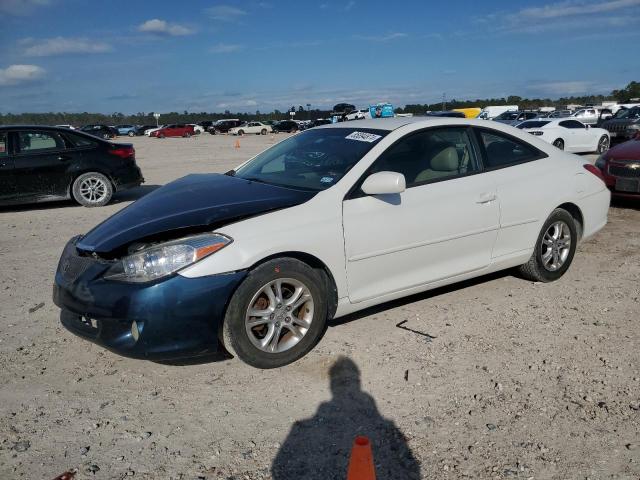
[52,237,246,360]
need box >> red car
[150,124,194,138]
[595,132,640,198]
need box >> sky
[1,0,639,114]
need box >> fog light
[131,321,140,341]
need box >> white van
[478,105,519,120]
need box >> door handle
[476,192,497,204]
[57,155,71,162]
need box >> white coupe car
[228,121,272,136]
[517,119,610,153]
[53,118,610,369]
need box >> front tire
[518,208,577,282]
[71,172,113,207]
[222,258,328,368]
[553,138,564,150]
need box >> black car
[212,120,244,134]
[272,120,299,133]
[600,107,640,141]
[197,120,217,131]
[0,126,144,207]
[135,124,157,136]
[312,119,332,127]
[80,124,118,139]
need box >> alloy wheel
[78,176,108,204]
[598,136,609,153]
[244,278,314,353]
[541,221,571,272]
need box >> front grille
[609,163,640,178]
[57,240,100,283]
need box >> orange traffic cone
[234,139,240,148]
[347,436,376,480]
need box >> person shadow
[271,356,421,479]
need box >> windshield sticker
[320,176,334,183]
[345,131,382,143]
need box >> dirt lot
[0,133,638,480]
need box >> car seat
[413,143,460,183]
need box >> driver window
[370,128,479,188]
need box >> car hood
[607,139,640,161]
[77,173,316,254]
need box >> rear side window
[0,132,7,157]
[17,131,66,153]
[476,129,543,169]
[66,133,97,148]
[559,120,584,129]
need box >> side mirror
[361,171,406,195]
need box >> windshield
[495,111,519,120]
[517,120,550,129]
[233,128,388,191]
[614,108,639,119]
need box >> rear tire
[261,129,267,135]
[553,138,564,150]
[222,258,328,369]
[597,135,609,154]
[71,172,113,207]
[518,208,577,282]
[128,131,135,137]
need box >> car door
[342,127,500,303]
[12,129,76,201]
[0,131,16,203]
[559,120,589,151]
[473,127,551,258]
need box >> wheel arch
[246,251,339,320]
[556,202,584,240]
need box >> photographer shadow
[271,356,421,479]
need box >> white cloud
[0,0,50,16]
[0,65,45,87]
[22,37,112,57]
[492,0,640,33]
[354,32,408,42]
[512,0,640,20]
[209,43,244,53]
[205,5,247,21]
[138,19,195,36]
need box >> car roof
[315,116,499,131]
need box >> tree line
[2,81,637,127]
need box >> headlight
[595,154,607,170]
[105,233,232,283]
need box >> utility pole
[442,93,446,112]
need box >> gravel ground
[0,133,638,480]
